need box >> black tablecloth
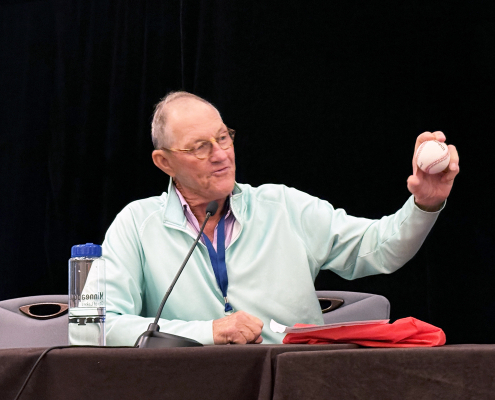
[0,344,355,400]
[1,344,495,400]
[272,344,495,400]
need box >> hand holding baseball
[407,131,459,211]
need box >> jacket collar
[230,182,245,222]
[162,178,187,228]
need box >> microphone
[206,200,218,217]
[135,200,219,348]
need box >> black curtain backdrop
[1,0,494,344]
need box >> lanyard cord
[202,215,233,313]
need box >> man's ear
[152,150,175,177]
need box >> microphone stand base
[135,330,203,348]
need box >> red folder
[283,317,446,347]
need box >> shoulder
[236,182,319,205]
[114,193,167,228]
[124,194,166,212]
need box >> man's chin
[211,178,235,199]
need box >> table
[1,344,494,400]
[272,344,495,400]
[0,344,355,400]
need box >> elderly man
[102,91,459,345]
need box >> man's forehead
[165,98,224,143]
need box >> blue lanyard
[202,214,233,314]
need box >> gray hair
[151,91,217,149]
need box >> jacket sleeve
[283,187,442,280]
[102,205,214,346]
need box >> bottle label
[70,292,104,307]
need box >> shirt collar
[162,178,243,228]
[173,183,233,219]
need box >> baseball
[416,140,451,174]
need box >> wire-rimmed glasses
[161,128,235,160]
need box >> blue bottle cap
[71,243,102,258]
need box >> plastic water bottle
[68,243,106,346]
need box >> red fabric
[283,317,446,347]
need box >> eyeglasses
[162,128,235,160]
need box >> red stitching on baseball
[425,152,449,173]
[416,143,425,159]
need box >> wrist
[414,198,444,212]
[212,317,231,344]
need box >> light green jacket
[103,179,441,345]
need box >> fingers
[432,131,446,142]
[414,131,432,154]
[448,144,459,168]
[238,312,264,343]
[442,144,460,183]
[414,131,446,153]
[212,310,264,345]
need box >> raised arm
[282,132,459,279]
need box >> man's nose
[209,141,229,161]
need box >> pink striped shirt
[174,186,236,251]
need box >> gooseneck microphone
[135,200,219,348]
